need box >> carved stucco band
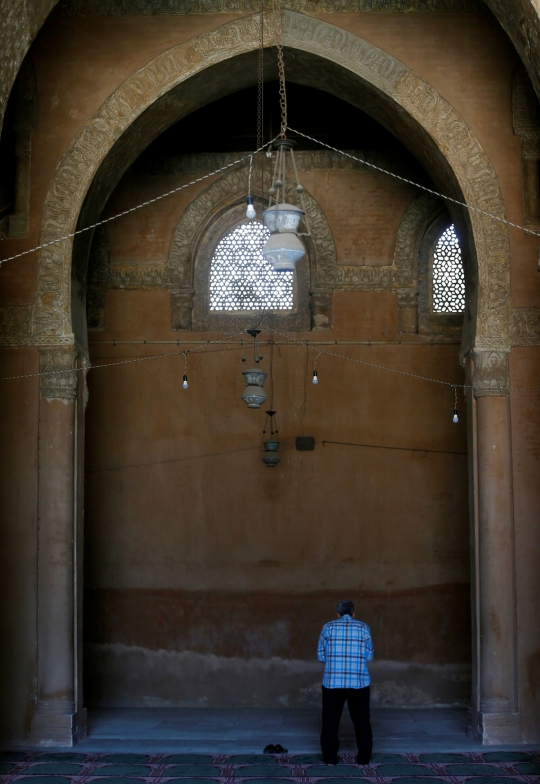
[32,10,509,352]
[472,348,511,397]
[86,181,440,333]
[59,0,484,15]
[510,306,540,345]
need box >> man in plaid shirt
[317,600,374,765]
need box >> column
[31,346,86,746]
[472,348,521,744]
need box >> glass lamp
[261,232,305,272]
[241,367,267,409]
[263,203,304,234]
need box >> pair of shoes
[263,744,288,754]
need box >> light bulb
[312,369,318,385]
[182,374,189,390]
[452,409,459,423]
[246,196,256,220]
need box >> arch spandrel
[32,9,509,352]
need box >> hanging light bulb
[451,385,459,423]
[246,195,256,220]
[312,370,318,385]
[181,352,189,390]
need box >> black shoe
[273,745,288,754]
[324,758,339,766]
[263,745,276,754]
[356,755,370,765]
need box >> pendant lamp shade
[241,367,267,408]
[261,232,305,273]
[263,203,304,234]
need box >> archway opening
[81,75,471,738]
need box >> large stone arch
[25,10,527,747]
[33,9,509,357]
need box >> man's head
[337,600,355,618]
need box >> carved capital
[397,288,418,308]
[309,290,333,331]
[472,348,511,398]
[171,290,194,331]
[39,346,78,401]
[520,132,540,159]
[397,288,418,334]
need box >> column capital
[472,347,511,398]
[39,345,78,401]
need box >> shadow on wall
[84,588,471,709]
[85,647,470,709]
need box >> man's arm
[317,626,328,663]
[365,627,374,662]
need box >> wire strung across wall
[1,125,540,268]
[1,322,539,394]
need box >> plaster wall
[83,157,470,707]
[0,2,538,741]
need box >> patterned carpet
[1,752,540,784]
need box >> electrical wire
[1,129,539,268]
[287,126,540,239]
[0,137,278,266]
[1,324,539,393]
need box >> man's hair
[337,600,355,617]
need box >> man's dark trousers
[321,685,372,764]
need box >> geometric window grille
[209,222,293,311]
[432,224,465,313]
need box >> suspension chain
[272,0,288,138]
[257,0,264,153]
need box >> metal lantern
[241,367,267,409]
[261,411,280,467]
[262,454,280,467]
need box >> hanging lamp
[241,329,267,409]
[261,139,310,273]
[262,410,280,467]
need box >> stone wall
[0,0,539,745]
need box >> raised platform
[60,707,534,753]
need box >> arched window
[432,224,465,313]
[209,222,293,312]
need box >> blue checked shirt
[317,614,374,689]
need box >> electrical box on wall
[296,437,315,450]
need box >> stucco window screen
[432,224,465,313]
[209,221,293,312]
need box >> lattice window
[432,224,465,313]
[209,222,293,311]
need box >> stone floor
[2,710,539,783]
[61,709,538,754]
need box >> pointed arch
[32,9,508,353]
